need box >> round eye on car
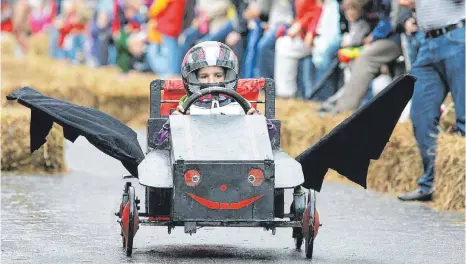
[185,170,201,186]
[248,169,264,186]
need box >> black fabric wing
[6,87,145,177]
[296,74,416,192]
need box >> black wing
[296,74,416,191]
[6,87,145,177]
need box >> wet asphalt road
[2,130,465,264]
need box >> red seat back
[160,78,266,116]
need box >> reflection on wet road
[2,130,465,263]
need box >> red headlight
[185,169,201,186]
[248,169,264,186]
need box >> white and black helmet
[181,41,239,96]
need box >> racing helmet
[181,41,239,96]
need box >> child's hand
[304,33,314,47]
[113,31,121,40]
[226,31,241,46]
[191,17,200,29]
[286,22,301,37]
[247,108,259,115]
[125,24,134,33]
[363,35,373,46]
[243,2,261,20]
[172,105,187,115]
[54,18,63,28]
[398,0,415,8]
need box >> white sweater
[312,0,341,64]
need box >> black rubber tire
[125,186,136,257]
[305,190,316,259]
[305,233,314,259]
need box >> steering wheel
[178,87,253,115]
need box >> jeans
[65,34,86,63]
[179,21,233,62]
[297,57,314,99]
[242,20,263,78]
[406,31,426,68]
[49,27,65,59]
[299,38,341,101]
[410,26,465,191]
[147,35,181,77]
[256,26,280,79]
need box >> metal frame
[149,78,276,119]
[138,218,302,228]
[147,78,278,151]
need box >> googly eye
[248,169,264,186]
[185,169,201,186]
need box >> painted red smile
[186,193,263,210]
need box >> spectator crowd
[2,0,427,103]
[2,0,465,202]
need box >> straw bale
[1,107,66,173]
[279,99,464,211]
[366,122,422,193]
[27,33,49,56]
[433,133,465,211]
[439,94,456,132]
[1,33,17,56]
[96,96,149,124]
[279,105,350,158]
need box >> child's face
[344,7,361,22]
[197,66,226,84]
[62,0,75,14]
[125,7,137,18]
[97,11,109,27]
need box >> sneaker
[397,188,434,202]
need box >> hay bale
[279,105,350,158]
[1,33,17,56]
[433,133,465,211]
[96,96,149,124]
[1,107,66,173]
[439,94,456,132]
[367,122,422,193]
[27,33,49,57]
[279,99,464,211]
[1,54,99,108]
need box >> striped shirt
[416,0,465,31]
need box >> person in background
[321,0,403,113]
[1,0,14,33]
[54,0,89,63]
[248,0,294,79]
[28,0,57,35]
[397,0,465,202]
[273,0,322,98]
[237,0,264,78]
[340,0,370,48]
[145,0,185,77]
[112,0,144,72]
[321,0,370,108]
[89,10,112,66]
[179,0,233,60]
[299,0,341,101]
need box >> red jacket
[294,0,322,39]
[58,12,87,48]
[148,0,186,38]
[1,3,13,33]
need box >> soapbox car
[116,78,320,258]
